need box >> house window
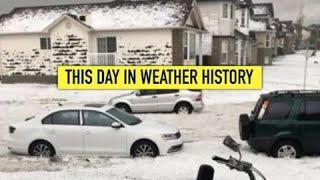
[40,37,51,50]
[183,31,197,60]
[241,9,246,27]
[97,37,117,53]
[266,34,270,48]
[222,4,228,18]
[241,40,246,65]
[221,40,229,64]
[183,32,188,59]
[230,5,234,19]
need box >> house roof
[0,0,197,34]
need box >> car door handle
[174,94,180,97]
[152,96,157,98]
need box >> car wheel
[29,141,55,157]
[115,103,131,113]
[272,140,302,159]
[132,141,158,158]
[175,102,193,114]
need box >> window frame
[220,40,229,64]
[230,4,234,19]
[183,31,197,61]
[97,37,117,53]
[82,110,117,127]
[42,110,80,126]
[241,9,246,27]
[260,99,293,121]
[222,4,229,19]
[265,34,270,48]
[297,99,320,121]
[40,37,51,50]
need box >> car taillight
[9,126,16,134]
[196,93,202,101]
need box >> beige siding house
[198,0,237,65]
[0,0,205,83]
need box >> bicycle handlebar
[212,156,266,180]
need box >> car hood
[133,120,179,134]
[109,92,134,102]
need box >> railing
[88,53,126,65]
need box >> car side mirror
[223,136,240,153]
[111,122,123,129]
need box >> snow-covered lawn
[0,52,320,180]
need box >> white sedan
[7,105,183,157]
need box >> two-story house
[234,0,254,65]
[249,3,276,65]
[0,0,205,83]
[198,0,237,65]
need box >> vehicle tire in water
[132,141,158,158]
[29,141,55,157]
[115,103,131,113]
[174,102,193,114]
[272,140,301,159]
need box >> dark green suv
[240,90,320,158]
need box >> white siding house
[0,0,205,83]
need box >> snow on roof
[0,0,193,34]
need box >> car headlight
[161,132,181,141]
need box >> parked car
[7,105,183,157]
[108,90,204,114]
[240,90,320,158]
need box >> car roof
[48,104,113,112]
[261,90,320,98]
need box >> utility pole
[303,41,310,90]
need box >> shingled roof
[0,0,194,34]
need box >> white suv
[7,105,183,157]
[109,90,204,114]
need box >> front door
[81,110,127,155]
[129,90,159,113]
[295,99,320,153]
[47,110,84,154]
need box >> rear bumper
[193,101,204,112]
[6,136,29,155]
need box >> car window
[107,108,142,126]
[139,90,158,96]
[298,100,320,120]
[52,110,80,125]
[83,110,116,127]
[156,90,179,94]
[261,100,292,120]
[42,115,52,125]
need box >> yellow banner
[57,66,263,90]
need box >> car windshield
[107,108,142,126]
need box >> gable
[184,3,206,31]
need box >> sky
[0,0,318,25]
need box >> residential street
[0,52,320,180]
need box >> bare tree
[295,0,305,50]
